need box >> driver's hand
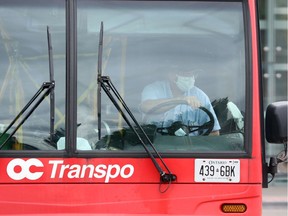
[183,96,201,108]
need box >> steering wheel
[144,101,214,136]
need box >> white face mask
[175,75,195,92]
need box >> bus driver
[140,67,220,136]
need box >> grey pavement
[262,173,287,216]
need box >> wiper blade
[47,26,55,143]
[96,22,176,184]
[97,22,103,141]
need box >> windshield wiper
[0,26,55,149]
[97,22,103,141]
[97,22,177,184]
[47,26,56,144]
[0,83,54,150]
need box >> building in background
[259,0,287,157]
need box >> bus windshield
[0,0,248,154]
[77,1,247,153]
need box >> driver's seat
[212,97,244,134]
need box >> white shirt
[141,80,221,135]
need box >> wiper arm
[0,82,54,149]
[99,76,177,183]
[97,22,176,184]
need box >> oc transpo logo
[7,158,44,180]
[6,158,135,182]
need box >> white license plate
[195,159,240,183]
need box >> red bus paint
[0,0,286,215]
[0,158,260,214]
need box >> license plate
[195,159,240,183]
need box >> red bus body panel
[0,181,261,215]
[0,158,262,215]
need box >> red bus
[0,0,287,215]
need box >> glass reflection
[77,1,246,152]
